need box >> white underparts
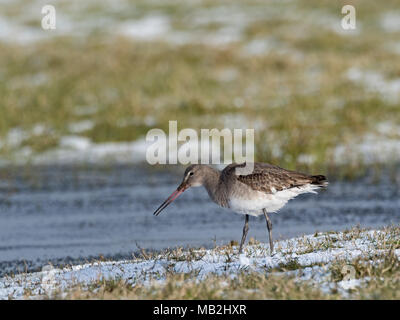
[228,184,320,216]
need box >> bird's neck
[202,166,228,207]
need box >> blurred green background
[1,0,400,178]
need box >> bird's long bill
[153,187,185,216]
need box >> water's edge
[0,165,399,277]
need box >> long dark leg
[239,214,249,254]
[263,209,274,254]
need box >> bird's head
[179,164,206,189]
[153,164,207,216]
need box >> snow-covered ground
[333,121,400,165]
[0,0,363,47]
[346,68,400,104]
[2,118,400,167]
[1,228,398,299]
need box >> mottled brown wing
[223,162,313,194]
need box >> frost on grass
[0,226,399,299]
[346,68,400,104]
[333,121,400,165]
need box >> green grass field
[1,0,400,177]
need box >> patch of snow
[0,15,45,45]
[32,124,47,136]
[143,116,156,127]
[0,229,393,299]
[1,125,52,153]
[118,15,170,40]
[6,128,28,148]
[13,146,33,158]
[346,67,400,104]
[68,120,95,133]
[239,254,251,267]
[32,137,150,165]
[376,121,400,136]
[8,73,48,89]
[0,1,362,50]
[243,38,276,56]
[297,9,361,37]
[337,278,363,290]
[203,26,242,45]
[241,38,304,61]
[380,12,400,32]
[59,136,91,150]
[297,154,316,165]
[333,122,400,165]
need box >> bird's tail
[311,175,328,187]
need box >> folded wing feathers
[225,162,328,194]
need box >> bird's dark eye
[189,172,194,176]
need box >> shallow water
[0,165,399,276]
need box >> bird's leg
[263,209,274,254]
[239,214,249,254]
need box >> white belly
[228,184,319,216]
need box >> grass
[1,0,400,177]
[7,225,398,300]
[54,226,400,299]
[329,249,400,299]
[61,272,336,300]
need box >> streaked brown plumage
[224,162,326,194]
[153,162,328,255]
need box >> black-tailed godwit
[153,162,328,254]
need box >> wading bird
[153,162,328,254]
